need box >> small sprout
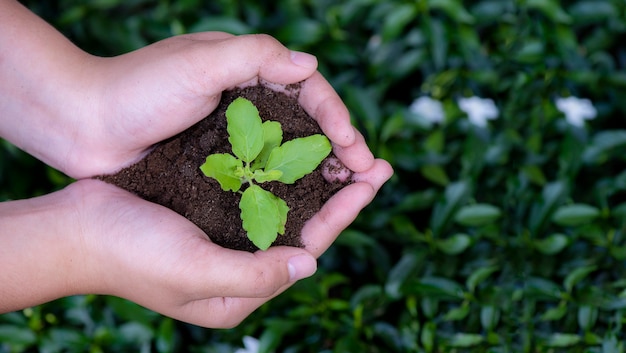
[200,97,332,250]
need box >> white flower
[458,96,499,127]
[234,336,260,353]
[409,96,445,125]
[555,96,597,127]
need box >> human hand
[32,164,388,328]
[52,32,367,180]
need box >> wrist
[0,183,96,312]
[0,1,103,178]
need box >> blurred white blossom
[234,336,259,353]
[458,96,499,127]
[409,96,445,125]
[555,96,597,127]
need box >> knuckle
[241,33,284,55]
[250,269,283,298]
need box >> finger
[165,248,316,328]
[178,287,293,329]
[195,34,318,93]
[178,31,235,41]
[185,245,316,299]
[332,128,375,173]
[301,159,393,257]
[299,72,356,148]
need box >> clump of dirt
[98,84,347,252]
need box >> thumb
[195,34,319,93]
[165,246,317,328]
[198,245,318,299]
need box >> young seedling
[200,97,332,250]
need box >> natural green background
[2,0,626,352]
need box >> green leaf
[466,265,498,293]
[431,180,472,235]
[252,121,283,170]
[541,301,568,321]
[526,0,572,23]
[578,305,598,331]
[443,302,470,321]
[534,233,569,255]
[454,203,501,227]
[421,322,435,352]
[436,233,471,255]
[406,277,465,300]
[226,97,264,163]
[265,134,332,184]
[480,306,500,331]
[240,185,289,250]
[564,265,597,293]
[253,169,283,183]
[545,333,581,347]
[428,0,475,24]
[382,4,417,41]
[0,325,37,346]
[385,252,421,299]
[529,181,568,234]
[420,165,449,186]
[552,204,600,226]
[448,333,484,348]
[199,153,243,192]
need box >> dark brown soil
[98,84,346,252]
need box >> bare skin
[0,0,393,328]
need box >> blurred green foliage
[3,0,626,352]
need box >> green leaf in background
[480,305,500,331]
[431,180,471,235]
[583,130,626,164]
[526,0,572,23]
[443,302,470,321]
[602,334,624,353]
[540,301,568,321]
[226,97,264,163]
[545,333,581,347]
[436,233,471,255]
[529,181,568,234]
[564,265,597,293]
[466,265,498,293]
[453,203,502,227]
[534,233,569,255]
[406,277,465,300]
[447,333,484,347]
[427,0,475,24]
[199,153,243,192]
[385,252,421,299]
[240,185,289,250]
[577,305,598,332]
[265,134,331,184]
[420,164,449,186]
[382,4,417,41]
[0,325,37,346]
[551,203,600,226]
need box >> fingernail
[288,254,317,281]
[290,50,318,69]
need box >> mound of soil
[98,84,346,252]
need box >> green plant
[200,97,331,250]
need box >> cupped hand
[68,154,390,328]
[63,32,361,179]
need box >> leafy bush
[3,0,626,352]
